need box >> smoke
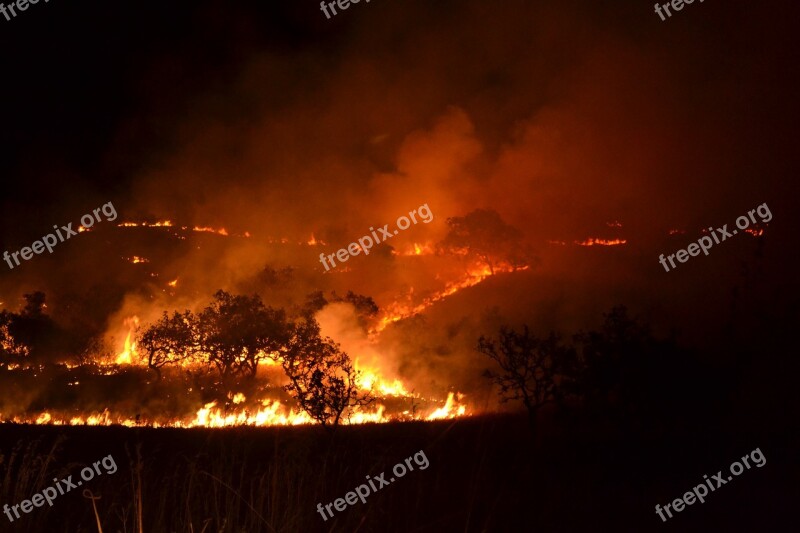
[1,0,797,403]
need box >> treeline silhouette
[479,306,725,432]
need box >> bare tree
[281,318,373,430]
[479,326,574,427]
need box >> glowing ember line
[193,226,229,236]
[373,264,527,334]
[2,391,470,427]
[574,238,627,246]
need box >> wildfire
[307,233,327,246]
[127,256,150,264]
[745,228,765,236]
[193,226,229,236]
[400,242,434,256]
[356,360,411,397]
[115,316,140,365]
[3,390,469,428]
[574,238,627,246]
[118,220,173,228]
[426,392,467,420]
[168,278,178,288]
[373,263,526,334]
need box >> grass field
[0,411,794,533]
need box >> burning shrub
[281,318,373,429]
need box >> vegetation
[439,208,535,273]
[281,318,373,429]
[479,306,712,429]
[479,327,575,427]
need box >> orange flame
[193,226,229,236]
[4,388,469,427]
[307,233,327,246]
[574,238,627,246]
[426,392,467,420]
[115,316,140,365]
[373,263,526,334]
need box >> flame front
[574,238,627,246]
[115,316,140,365]
[4,390,468,428]
[373,263,527,334]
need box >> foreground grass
[0,413,792,532]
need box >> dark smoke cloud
[0,0,797,396]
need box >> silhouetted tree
[138,311,198,377]
[303,291,328,316]
[572,305,655,414]
[479,326,576,427]
[257,266,295,287]
[1,292,61,365]
[198,290,290,377]
[331,291,379,330]
[439,209,531,274]
[281,318,373,429]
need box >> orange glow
[574,238,627,246]
[355,360,411,397]
[128,256,149,264]
[168,278,178,288]
[4,389,469,427]
[426,392,467,420]
[405,242,434,256]
[115,316,140,365]
[373,263,526,334]
[193,226,229,236]
[745,228,764,236]
[307,233,327,246]
[118,220,173,228]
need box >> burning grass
[0,365,468,428]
